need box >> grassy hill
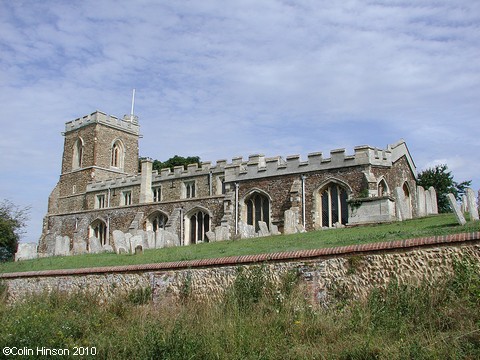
[2,213,480,274]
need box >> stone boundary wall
[2,232,480,304]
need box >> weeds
[0,259,479,359]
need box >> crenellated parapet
[151,160,229,182]
[87,174,141,192]
[224,143,398,182]
[64,110,140,135]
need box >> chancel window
[319,184,348,227]
[189,210,210,243]
[245,192,270,232]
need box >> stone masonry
[31,111,437,259]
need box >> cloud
[0,0,479,243]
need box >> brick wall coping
[2,232,479,279]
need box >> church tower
[49,111,140,214]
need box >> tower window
[111,140,125,170]
[72,138,84,170]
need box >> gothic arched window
[319,183,348,227]
[245,192,270,232]
[189,210,210,244]
[72,138,84,169]
[146,211,168,232]
[89,219,107,246]
[111,140,125,170]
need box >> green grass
[2,213,480,274]
[0,257,479,359]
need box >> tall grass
[1,257,479,359]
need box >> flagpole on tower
[130,88,136,122]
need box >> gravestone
[130,235,144,253]
[466,188,479,221]
[155,229,166,248]
[461,194,468,214]
[55,236,70,256]
[164,230,179,247]
[270,224,280,235]
[135,244,143,255]
[447,193,466,225]
[113,230,129,254]
[428,187,438,214]
[284,209,299,235]
[103,244,114,253]
[15,243,38,261]
[206,230,216,242]
[394,187,405,221]
[425,188,433,215]
[257,221,270,237]
[146,230,156,249]
[238,221,256,239]
[416,186,426,217]
[72,237,87,255]
[88,236,103,254]
[215,225,229,241]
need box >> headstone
[425,188,433,215]
[447,193,466,225]
[113,230,129,254]
[135,244,143,254]
[15,243,38,261]
[257,221,270,237]
[466,188,479,221]
[155,229,166,248]
[130,235,144,253]
[125,233,133,252]
[164,230,179,247]
[55,235,70,256]
[428,187,438,214]
[461,194,468,214]
[146,230,156,249]
[214,225,229,241]
[88,236,103,254]
[416,186,426,217]
[72,237,87,255]
[394,187,405,221]
[238,221,256,239]
[206,230,216,242]
[284,209,299,235]
[270,224,280,235]
[295,224,306,233]
[103,244,114,253]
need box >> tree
[0,200,30,262]
[140,155,201,172]
[417,164,471,213]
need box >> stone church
[35,110,437,257]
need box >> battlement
[64,111,140,135]
[85,140,411,190]
[86,174,141,192]
[223,143,399,181]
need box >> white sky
[1,0,479,243]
